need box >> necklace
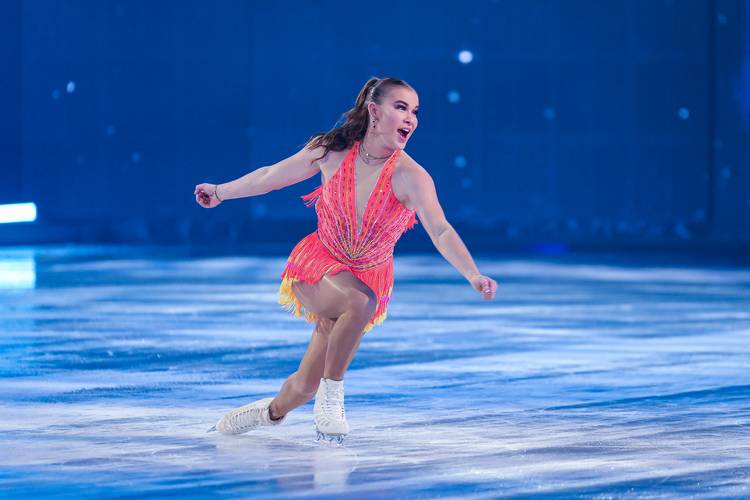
[359,140,391,165]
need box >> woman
[195,76,498,444]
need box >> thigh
[292,270,376,320]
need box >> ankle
[268,401,285,421]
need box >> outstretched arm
[194,144,322,207]
[399,163,498,300]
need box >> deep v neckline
[351,141,398,239]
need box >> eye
[398,104,418,115]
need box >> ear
[367,101,378,121]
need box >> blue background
[1,0,749,251]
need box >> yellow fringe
[278,276,385,333]
[278,276,318,324]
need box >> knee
[315,317,336,337]
[345,288,377,320]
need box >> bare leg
[269,271,377,417]
[322,291,374,380]
[269,317,334,418]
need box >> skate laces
[227,406,262,432]
[322,386,345,420]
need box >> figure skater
[195,76,498,444]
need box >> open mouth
[397,128,410,140]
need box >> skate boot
[208,397,286,435]
[313,378,349,444]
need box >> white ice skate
[313,378,349,444]
[208,397,286,435]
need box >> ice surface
[0,245,749,498]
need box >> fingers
[479,276,498,300]
[194,183,212,207]
[194,183,218,208]
[195,190,211,208]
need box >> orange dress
[278,140,419,333]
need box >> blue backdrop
[1,0,749,250]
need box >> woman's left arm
[399,164,498,300]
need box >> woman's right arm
[194,145,323,207]
[220,145,323,199]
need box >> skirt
[278,231,395,333]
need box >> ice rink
[1,245,749,498]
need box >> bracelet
[213,184,223,202]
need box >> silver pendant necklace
[359,141,390,165]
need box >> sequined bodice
[301,141,418,270]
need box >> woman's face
[368,86,419,150]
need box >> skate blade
[315,430,346,446]
[206,425,217,433]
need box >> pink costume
[278,140,419,333]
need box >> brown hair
[303,76,415,163]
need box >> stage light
[0,203,37,224]
[66,81,76,93]
[448,90,461,103]
[252,202,268,218]
[675,222,690,240]
[458,50,473,64]
[678,107,690,120]
[544,107,556,120]
[454,155,467,168]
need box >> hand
[469,273,498,300]
[194,183,222,208]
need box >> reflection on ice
[0,246,749,498]
[0,248,35,289]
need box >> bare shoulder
[317,147,348,183]
[297,139,332,181]
[302,142,328,168]
[393,150,433,210]
[398,150,433,181]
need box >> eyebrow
[394,99,419,109]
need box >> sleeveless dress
[278,140,419,333]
